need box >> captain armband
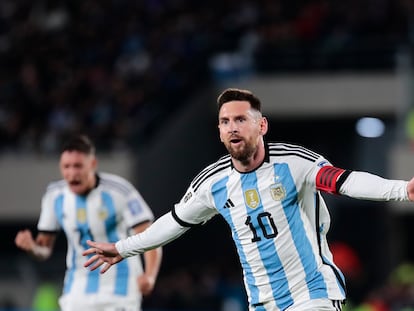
[315,166,351,194]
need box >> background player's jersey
[37,172,154,305]
[174,142,346,309]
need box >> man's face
[59,150,97,195]
[218,100,266,163]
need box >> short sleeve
[37,191,61,232]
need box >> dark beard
[227,142,257,165]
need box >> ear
[91,156,98,170]
[260,117,268,136]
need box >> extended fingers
[86,239,96,247]
[100,262,112,274]
[82,247,97,256]
[84,254,103,269]
[90,259,106,272]
[83,254,114,274]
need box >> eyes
[61,163,84,170]
[219,116,247,126]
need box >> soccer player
[15,135,162,311]
[82,88,414,311]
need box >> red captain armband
[315,166,348,194]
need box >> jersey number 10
[245,212,278,242]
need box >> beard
[225,139,257,165]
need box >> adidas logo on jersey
[224,199,234,209]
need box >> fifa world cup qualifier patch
[183,191,192,203]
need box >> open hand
[83,240,124,273]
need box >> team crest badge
[244,189,260,209]
[270,183,286,201]
[98,207,108,220]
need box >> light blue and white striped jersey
[173,142,346,310]
[37,172,154,305]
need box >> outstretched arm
[83,211,189,273]
[337,170,410,201]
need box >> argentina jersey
[37,172,154,304]
[174,142,346,310]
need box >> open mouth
[230,138,242,144]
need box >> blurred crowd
[1,0,414,154]
[0,0,214,153]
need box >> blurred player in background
[83,88,414,311]
[15,134,162,311]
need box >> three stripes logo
[224,198,234,209]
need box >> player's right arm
[15,230,56,261]
[84,211,189,273]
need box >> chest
[213,163,306,242]
[55,189,122,234]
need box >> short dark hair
[61,134,95,155]
[217,88,262,112]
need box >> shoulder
[190,155,232,192]
[267,142,322,163]
[98,172,137,195]
[45,179,66,196]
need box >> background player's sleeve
[37,185,61,232]
[123,186,155,228]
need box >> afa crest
[244,189,260,209]
[270,183,286,201]
[98,207,108,220]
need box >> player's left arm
[132,221,162,296]
[315,166,412,201]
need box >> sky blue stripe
[275,163,328,299]
[241,172,292,310]
[54,195,74,294]
[212,176,259,305]
[54,195,65,228]
[254,304,267,311]
[75,195,100,293]
[101,191,129,296]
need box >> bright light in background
[355,117,385,138]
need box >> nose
[228,121,239,133]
